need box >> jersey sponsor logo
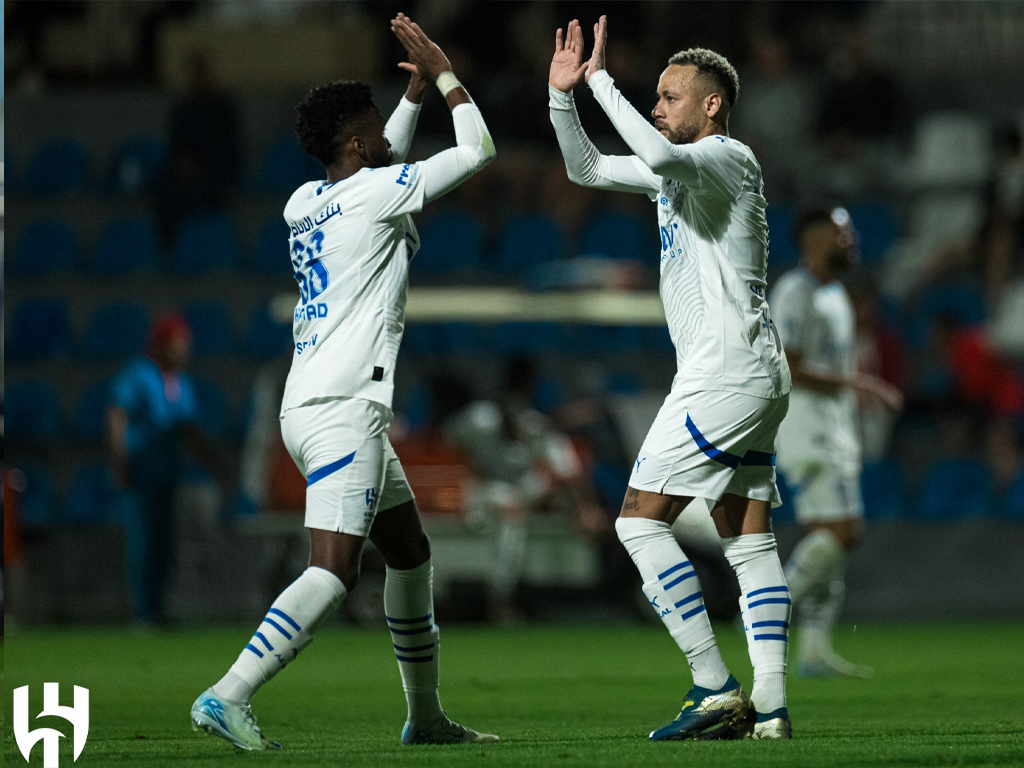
[289,215,316,237]
[312,202,342,226]
[395,164,412,186]
[295,334,318,355]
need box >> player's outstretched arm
[548,20,660,195]
[584,15,701,187]
[384,44,427,164]
[391,14,494,202]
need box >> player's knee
[332,561,361,591]
[837,520,863,550]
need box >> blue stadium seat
[107,136,167,194]
[907,283,987,348]
[574,325,648,354]
[1001,468,1024,519]
[11,218,78,275]
[256,136,323,191]
[183,302,234,356]
[24,138,91,194]
[847,202,899,264]
[171,213,239,273]
[250,219,291,272]
[16,462,58,526]
[89,216,161,274]
[765,205,797,273]
[860,460,906,519]
[917,458,992,519]
[493,322,570,354]
[72,380,113,441]
[192,378,230,437]
[498,214,566,271]
[64,464,123,525]
[245,303,293,358]
[7,297,72,361]
[579,210,650,260]
[5,381,61,442]
[81,303,149,360]
[415,210,484,273]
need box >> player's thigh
[619,486,693,525]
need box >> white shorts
[280,397,415,536]
[629,389,789,507]
[779,461,864,523]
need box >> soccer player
[190,14,497,750]
[770,206,902,678]
[549,17,793,739]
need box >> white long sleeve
[548,85,660,196]
[587,70,702,187]
[384,97,422,164]
[418,101,496,203]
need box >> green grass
[4,623,1023,767]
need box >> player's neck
[695,121,727,143]
[326,158,368,184]
[801,259,831,284]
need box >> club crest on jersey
[365,488,378,510]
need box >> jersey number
[292,230,330,305]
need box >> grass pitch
[3,622,1022,767]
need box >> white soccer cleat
[190,688,280,751]
[401,712,500,745]
[752,708,793,739]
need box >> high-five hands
[585,15,608,85]
[549,19,589,92]
[391,12,452,82]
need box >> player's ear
[705,92,722,119]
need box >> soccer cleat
[798,650,874,679]
[401,712,500,745]
[752,707,793,739]
[648,675,751,741]
[695,705,756,740]
[190,688,280,751]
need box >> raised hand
[549,19,589,93]
[585,15,608,84]
[391,13,452,82]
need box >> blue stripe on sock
[680,604,707,620]
[663,570,697,590]
[267,608,302,633]
[748,597,792,609]
[390,625,434,636]
[393,643,435,653]
[253,631,274,652]
[657,561,691,580]
[261,616,293,641]
[747,585,789,598]
[751,620,789,629]
[245,643,264,659]
[396,655,435,663]
[386,613,432,625]
[753,634,789,642]
[674,592,702,609]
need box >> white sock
[492,518,528,604]
[722,533,790,713]
[213,566,347,703]
[385,559,443,724]
[616,517,730,690]
[784,529,846,661]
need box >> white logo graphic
[13,684,90,767]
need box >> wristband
[435,71,461,97]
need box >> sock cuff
[615,516,671,542]
[304,566,348,603]
[385,558,433,583]
[721,532,777,560]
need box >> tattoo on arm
[622,487,641,513]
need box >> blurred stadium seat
[908,192,986,248]
[171,213,240,272]
[183,302,235,357]
[17,463,58,527]
[24,138,90,194]
[7,297,72,361]
[250,218,290,272]
[906,282,987,347]
[11,218,78,275]
[106,136,167,194]
[579,210,649,260]
[911,112,992,189]
[81,302,150,360]
[89,216,161,274]
[5,381,62,442]
[192,378,231,437]
[773,470,797,522]
[493,322,570,354]
[847,202,899,264]
[64,463,123,525]
[256,135,323,191]
[415,209,484,273]
[1003,468,1024,518]
[498,214,565,271]
[918,458,992,519]
[860,460,906,519]
[765,205,798,273]
[72,380,113,442]
[244,303,293,358]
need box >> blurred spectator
[982,126,1024,302]
[932,315,1024,419]
[152,52,241,246]
[987,418,1024,496]
[446,359,605,619]
[107,313,230,625]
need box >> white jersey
[549,73,791,401]
[770,268,860,470]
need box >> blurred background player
[549,17,793,739]
[106,313,230,626]
[770,206,903,677]
[190,14,498,751]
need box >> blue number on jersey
[292,230,330,305]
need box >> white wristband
[435,71,461,97]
